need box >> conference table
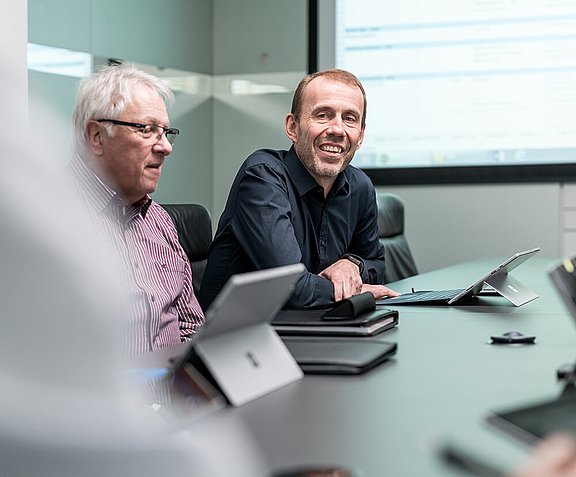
[140,257,576,476]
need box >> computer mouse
[490,331,536,344]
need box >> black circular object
[490,331,536,344]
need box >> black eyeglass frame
[96,119,180,145]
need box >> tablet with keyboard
[378,247,540,306]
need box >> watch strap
[342,254,364,274]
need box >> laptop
[170,263,305,407]
[378,247,540,306]
[486,254,576,444]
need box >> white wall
[380,183,560,273]
[213,0,307,76]
[211,0,307,222]
[212,93,294,222]
[29,0,213,74]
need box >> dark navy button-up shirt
[199,146,386,309]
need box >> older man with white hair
[68,63,204,354]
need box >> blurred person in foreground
[0,62,267,476]
[69,63,204,354]
[199,69,399,310]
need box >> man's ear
[85,120,105,156]
[285,113,298,143]
[355,124,366,151]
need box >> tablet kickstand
[483,273,539,307]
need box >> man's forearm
[286,271,335,308]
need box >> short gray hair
[71,62,174,159]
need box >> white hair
[71,62,175,159]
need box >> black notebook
[272,293,399,337]
[282,336,397,375]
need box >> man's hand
[509,433,576,477]
[319,259,401,302]
[361,283,400,301]
[319,259,363,302]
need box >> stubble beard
[295,133,352,181]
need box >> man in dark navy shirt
[199,69,399,309]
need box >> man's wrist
[342,254,364,274]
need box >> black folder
[272,293,399,337]
[281,336,397,375]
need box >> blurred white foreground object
[0,69,268,476]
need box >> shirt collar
[283,145,350,197]
[130,195,153,218]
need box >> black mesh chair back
[161,203,212,295]
[376,193,418,283]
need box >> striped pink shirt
[68,156,205,355]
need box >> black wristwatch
[343,254,364,274]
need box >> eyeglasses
[96,119,180,145]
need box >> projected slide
[335,0,576,169]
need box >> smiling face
[85,83,172,205]
[285,76,365,194]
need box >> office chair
[161,204,212,295]
[376,193,418,283]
